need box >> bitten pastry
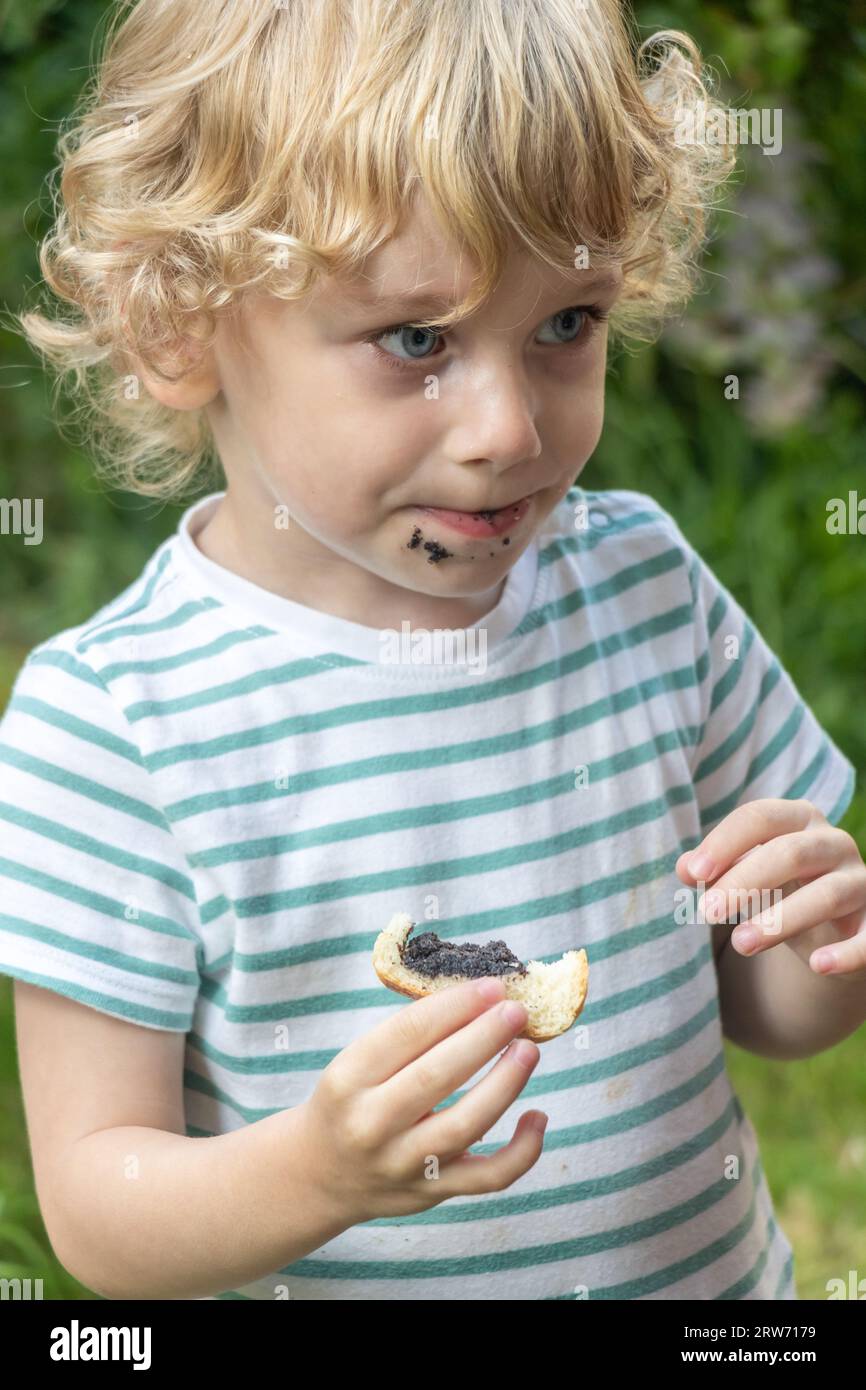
[373,913,589,1043]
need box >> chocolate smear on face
[406,525,453,563]
[422,538,453,563]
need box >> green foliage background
[0,0,863,1300]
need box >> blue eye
[374,324,442,360]
[536,307,590,345]
[365,303,609,372]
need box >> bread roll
[373,913,588,1043]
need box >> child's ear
[131,343,221,411]
[110,239,221,409]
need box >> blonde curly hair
[17,0,737,501]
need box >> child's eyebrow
[347,271,621,321]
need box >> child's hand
[297,978,546,1227]
[675,798,866,977]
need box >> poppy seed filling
[400,926,528,979]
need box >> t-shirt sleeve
[0,641,203,1031]
[666,513,857,833]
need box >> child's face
[200,193,621,626]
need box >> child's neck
[193,495,508,635]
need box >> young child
[3,0,864,1302]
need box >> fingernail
[811,949,836,972]
[688,851,715,879]
[507,1039,538,1069]
[733,926,759,953]
[531,1113,549,1134]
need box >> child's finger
[728,870,865,956]
[334,975,506,1092]
[698,828,851,924]
[808,908,866,976]
[438,1111,548,1198]
[680,797,816,887]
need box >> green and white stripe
[0,485,854,1299]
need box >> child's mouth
[412,495,531,537]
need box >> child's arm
[679,800,866,1061]
[14,982,357,1299]
[16,968,544,1299]
[715,918,866,1060]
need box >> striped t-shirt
[0,484,855,1300]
